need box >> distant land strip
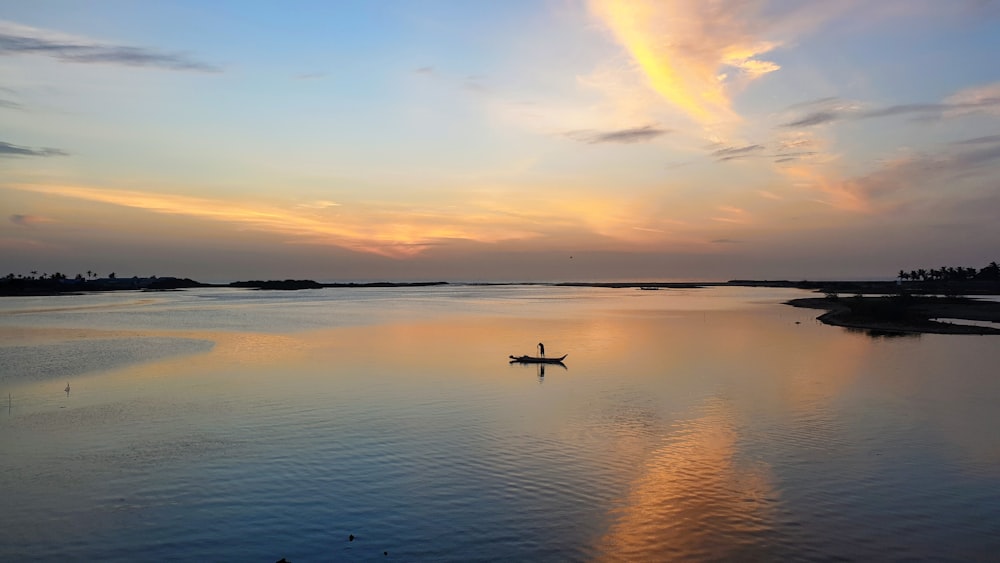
[2,274,999,297]
[787,295,1000,335]
[229,280,449,290]
[0,276,450,295]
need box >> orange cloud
[589,0,782,126]
[9,213,55,227]
[7,183,689,258]
[8,183,534,258]
[713,205,750,224]
[780,165,870,213]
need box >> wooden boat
[509,354,567,364]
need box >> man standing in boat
[538,342,545,357]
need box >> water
[2,285,999,561]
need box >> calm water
[2,285,999,562]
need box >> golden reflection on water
[594,396,777,561]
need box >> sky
[2,0,1000,282]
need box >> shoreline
[4,276,1000,297]
[787,296,1000,335]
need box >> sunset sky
[3,1,999,282]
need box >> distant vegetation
[788,292,1000,335]
[0,271,450,295]
[3,270,129,282]
[229,279,323,290]
[0,271,204,295]
[897,261,999,282]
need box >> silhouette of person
[538,342,545,357]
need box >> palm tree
[979,262,1000,281]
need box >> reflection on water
[844,326,922,339]
[2,286,1000,561]
[596,397,777,561]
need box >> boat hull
[509,354,567,364]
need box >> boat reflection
[509,358,568,383]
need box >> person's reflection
[537,364,545,383]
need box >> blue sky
[2,1,1000,281]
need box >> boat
[509,354,567,364]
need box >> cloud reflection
[594,397,777,560]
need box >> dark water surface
[2,286,999,561]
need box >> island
[0,272,449,296]
[786,294,1000,335]
[229,280,449,290]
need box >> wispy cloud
[293,72,327,80]
[7,182,688,258]
[772,151,818,163]
[943,82,1000,117]
[780,97,860,127]
[781,139,1000,214]
[0,19,221,72]
[850,144,1000,207]
[0,86,23,110]
[783,110,841,128]
[296,200,342,209]
[588,0,790,125]
[770,130,829,164]
[6,184,617,258]
[711,144,764,161]
[954,134,1000,145]
[779,165,869,213]
[9,214,53,227]
[783,83,1000,127]
[463,75,489,94]
[0,141,68,157]
[566,125,669,144]
[712,205,749,224]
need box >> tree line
[3,270,117,281]
[898,261,999,282]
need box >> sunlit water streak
[2,285,999,561]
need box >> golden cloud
[7,183,685,258]
[589,0,782,126]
